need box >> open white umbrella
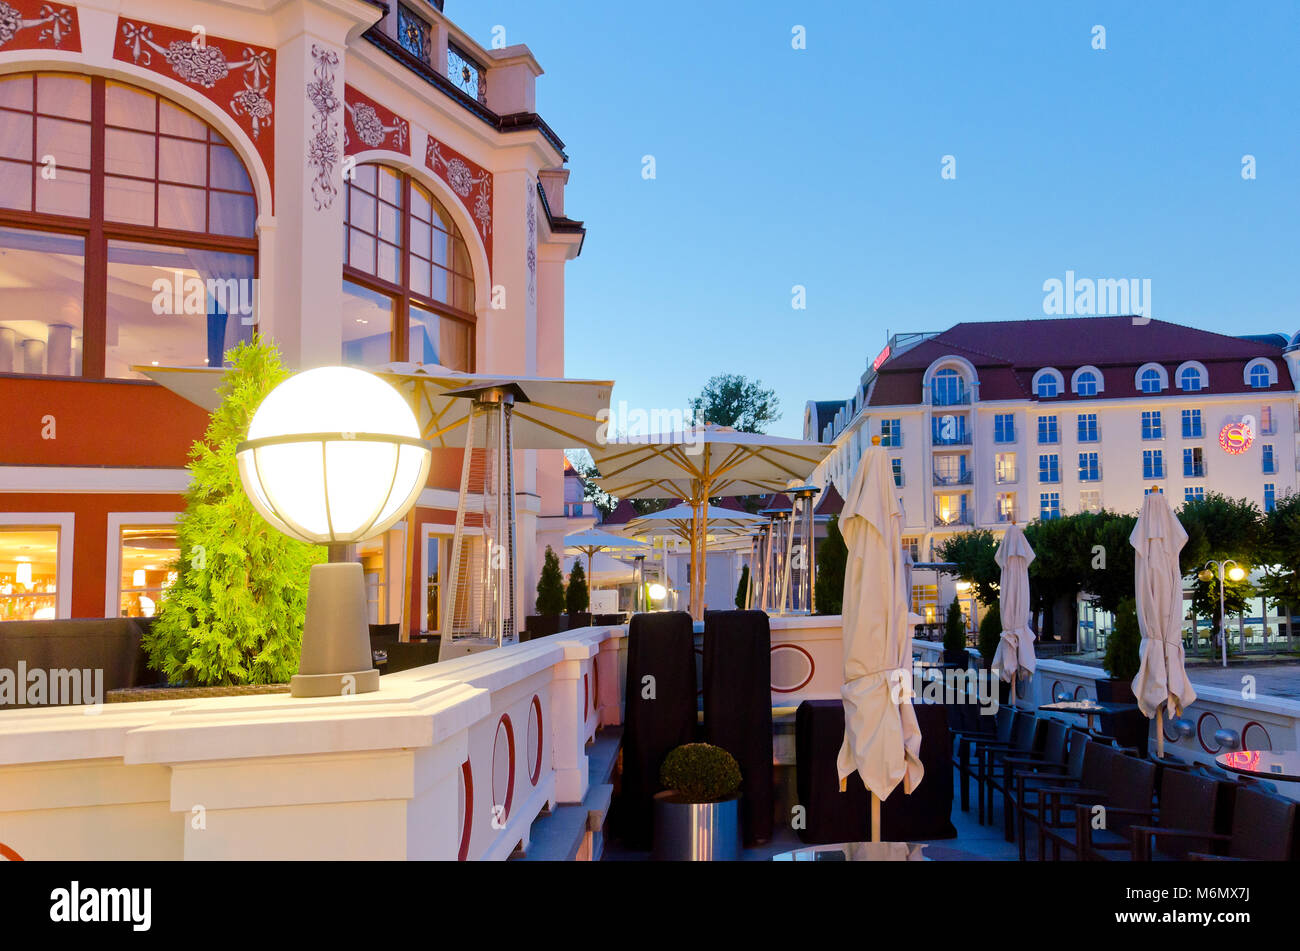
[991,522,1036,704]
[591,424,830,617]
[836,438,923,842]
[1131,491,1196,758]
[564,528,647,581]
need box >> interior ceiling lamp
[236,366,431,698]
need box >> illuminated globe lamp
[236,366,432,698]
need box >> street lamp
[237,366,432,697]
[1197,560,1246,669]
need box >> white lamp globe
[236,366,431,545]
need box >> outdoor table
[772,841,988,861]
[1039,699,1140,733]
[1216,750,1300,782]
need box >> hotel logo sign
[1218,415,1255,455]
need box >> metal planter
[651,792,742,861]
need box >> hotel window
[1265,483,1276,513]
[1249,362,1273,389]
[1185,486,1205,502]
[1078,451,1100,482]
[996,493,1016,522]
[902,536,920,561]
[1181,409,1203,438]
[1184,447,1205,478]
[1261,406,1275,435]
[1039,493,1061,521]
[995,452,1016,483]
[0,524,62,621]
[1139,368,1163,393]
[116,525,180,618]
[892,458,904,487]
[343,163,475,370]
[1178,365,1205,392]
[993,413,1015,443]
[1074,370,1098,397]
[1145,486,1163,495]
[1035,373,1059,398]
[1038,453,1060,483]
[0,74,258,379]
[1077,413,1098,442]
[422,534,447,634]
[1143,449,1164,479]
[930,367,966,406]
[1080,489,1101,513]
[1141,411,1163,440]
[1262,444,1276,474]
[1037,415,1058,445]
[880,418,902,447]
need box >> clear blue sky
[452,1,1299,437]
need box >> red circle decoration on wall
[1073,684,1088,700]
[457,759,473,862]
[583,673,589,721]
[0,842,23,861]
[492,714,516,825]
[592,659,600,720]
[770,644,816,693]
[1197,712,1223,753]
[1242,721,1272,751]
[527,695,543,786]
[1219,421,1254,455]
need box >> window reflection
[0,227,85,376]
[0,527,60,621]
[118,526,179,618]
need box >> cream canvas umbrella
[591,424,830,617]
[1131,490,1196,758]
[564,528,647,581]
[991,522,1036,705]
[836,437,924,842]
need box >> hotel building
[805,316,1300,641]
[0,0,584,632]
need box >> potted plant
[977,601,1001,670]
[565,558,592,629]
[813,516,846,615]
[652,743,743,861]
[525,546,567,640]
[1098,596,1140,703]
[942,599,968,668]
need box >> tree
[1257,491,1300,641]
[935,529,999,607]
[688,373,780,433]
[1178,493,1260,640]
[144,338,326,686]
[814,516,846,615]
[978,601,1001,668]
[1103,597,1142,681]
[535,546,566,616]
[943,599,966,654]
[1080,510,1138,615]
[566,559,590,615]
[735,564,749,609]
[1024,512,1099,641]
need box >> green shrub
[566,559,590,614]
[1104,597,1142,681]
[978,601,1001,666]
[944,599,967,654]
[535,546,566,616]
[659,743,743,803]
[814,516,846,614]
[145,338,326,686]
[735,564,750,609]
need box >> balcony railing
[1185,465,1206,478]
[933,511,972,528]
[933,469,973,486]
[996,508,1018,523]
[931,428,972,446]
[1263,462,1278,475]
[929,390,972,407]
[995,468,1018,484]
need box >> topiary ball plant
[659,743,742,804]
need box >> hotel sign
[1218,416,1255,455]
[872,345,891,371]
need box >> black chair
[978,711,1045,838]
[1035,746,1156,860]
[1000,718,1069,856]
[1135,786,1297,861]
[1098,769,1226,861]
[959,706,1015,824]
[1028,744,1120,860]
[949,702,995,814]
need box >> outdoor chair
[1013,726,1090,860]
[997,718,1067,852]
[1135,786,1297,861]
[1088,768,1226,861]
[1031,743,1155,860]
[956,706,1015,824]
[948,702,994,813]
[977,711,1045,836]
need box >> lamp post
[236,366,432,698]
[1198,559,1246,669]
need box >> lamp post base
[294,561,380,697]
[290,668,380,698]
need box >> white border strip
[0,511,74,619]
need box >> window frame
[104,511,180,619]
[0,511,74,620]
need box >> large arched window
[0,73,257,379]
[342,163,475,370]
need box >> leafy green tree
[566,558,590,614]
[814,516,846,615]
[735,564,749,609]
[1103,597,1142,681]
[935,529,999,606]
[535,546,566,616]
[688,373,780,433]
[1024,512,1099,640]
[145,338,326,686]
[978,601,1001,667]
[1257,492,1300,640]
[1178,493,1260,636]
[1081,511,1138,615]
[943,599,967,654]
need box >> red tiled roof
[601,498,639,525]
[815,483,844,517]
[868,316,1288,405]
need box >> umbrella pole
[871,793,881,843]
[1156,703,1165,759]
[1007,670,1015,709]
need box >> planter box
[524,615,566,640]
[651,791,741,861]
[566,612,592,630]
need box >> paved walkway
[1187,664,1300,701]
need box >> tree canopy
[688,373,780,433]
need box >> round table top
[1216,750,1300,782]
[771,841,988,862]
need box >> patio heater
[764,506,793,614]
[632,553,646,613]
[782,485,821,615]
[441,383,525,650]
[745,527,767,609]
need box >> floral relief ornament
[307,45,342,211]
[526,181,536,305]
[427,140,492,241]
[345,100,408,151]
[0,2,72,46]
[119,21,273,139]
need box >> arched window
[1245,358,1276,389]
[0,73,258,379]
[1075,371,1097,396]
[1179,367,1201,391]
[1139,368,1163,393]
[930,367,965,406]
[1033,368,1063,398]
[342,163,475,370]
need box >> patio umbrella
[591,424,830,617]
[991,522,1036,705]
[836,438,923,842]
[1131,491,1196,757]
[564,528,647,581]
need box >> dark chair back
[1039,719,1069,767]
[1155,770,1222,859]
[1103,749,1156,815]
[1228,787,1297,861]
[1008,711,1037,754]
[1065,728,1091,780]
[993,706,1015,743]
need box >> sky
[451,1,1300,438]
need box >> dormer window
[1071,365,1104,397]
[1135,363,1168,394]
[1032,368,1065,398]
[1176,361,1208,392]
[1245,358,1277,389]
